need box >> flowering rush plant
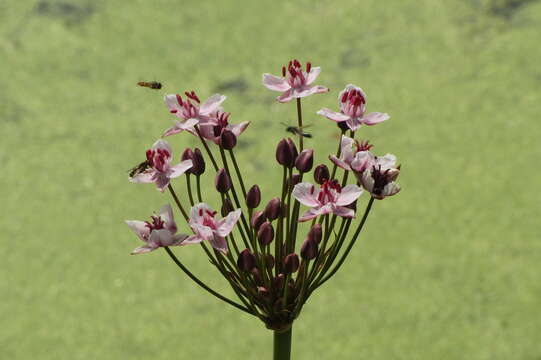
[126,59,401,360]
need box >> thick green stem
[273,327,292,360]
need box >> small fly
[128,160,151,178]
[281,122,312,138]
[137,81,162,90]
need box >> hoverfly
[281,122,312,138]
[137,81,162,90]
[128,160,151,178]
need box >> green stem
[273,327,292,360]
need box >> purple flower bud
[265,254,275,270]
[300,238,318,260]
[286,138,299,165]
[220,129,237,150]
[251,268,263,285]
[257,221,275,246]
[264,197,282,221]
[246,185,261,209]
[288,174,301,190]
[191,148,206,176]
[258,286,270,297]
[181,148,195,175]
[313,164,330,184]
[295,149,314,173]
[272,273,285,290]
[283,253,300,274]
[221,198,234,217]
[308,223,323,244]
[237,249,256,272]
[215,168,231,193]
[276,138,294,167]
[337,120,350,132]
[250,210,266,230]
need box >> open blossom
[198,110,250,145]
[163,91,226,137]
[129,139,193,191]
[317,84,389,131]
[183,203,242,253]
[293,180,363,222]
[330,135,375,173]
[126,204,189,255]
[262,59,329,103]
[359,155,401,199]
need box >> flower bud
[295,149,314,173]
[286,138,299,166]
[237,249,256,272]
[300,238,318,260]
[246,185,261,209]
[251,268,263,285]
[181,148,195,175]
[191,148,206,176]
[221,198,234,217]
[313,164,330,184]
[276,138,294,167]
[307,224,323,245]
[258,286,270,297]
[250,210,266,230]
[272,273,285,290]
[337,121,350,132]
[215,169,231,193]
[283,253,300,274]
[265,254,275,270]
[264,197,282,221]
[220,129,237,150]
[257,221,275,246]
[288,174,301,190]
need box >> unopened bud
[265,197,282,221]
[221,198,234,217]
[276,138,294,167]
[288,174,302,190]
[337,121,350,131]
[181,148,194,175]
[246,185,261,208]
[257,221,275,246]
[220,130,237,150]
[258,286,270,297]
[237,249,256,272]
[314,164,330,184]
[215,169,231,193]
[251,268,263,285]
[300,238,318,260]
[250,210,266,230]
[265,254,275,270]
[273,274,285,290]
[283,253,300,274]
[295,149,314,173]
[191,148,206,176]
[308,223,323,244]
[286,138,299,165]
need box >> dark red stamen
[306,62,312,73]
[282,66,286,77]
[176,94,183,106]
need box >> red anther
[306,62,312,73]
[288,60,292,68]
[199,209,204,216]
[282,66,286,77]
[146,149,153,161]
[341,91,348,103]
[170,110,178,114]
[176,94,183,105]
[191,91,200,103]
[356,140,373,151]
[310,185,315,195]
[293,59,301,68]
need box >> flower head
[317,84,389,131]
[359,155,401,199]
[125,204,189,254]
[292,180,363,222]
[163,91,226,137]
[129,139,193,191]
[184,203,242,253]
[262,59,329,103]
[330,135,375,173]
[198,110,250,145]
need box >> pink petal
[333,206,355,218]
[305,67,321,85]
[227,121,250,137]
[362,112,390,125]
[317,108,350,122]
[192,223,214,241]
[329,155,351,171]
[152,139,172,154]
[262,74,291,92]
[162,125,183,137]
[125,220,150,242]
[292,183,320,207]
[216,209,241,237]
[340,135,356,164]
[209,235,228,254]
[190,203,212,224]
[129,170,155,184]
[335,184,363,206]
[200,94,226,115]
[295,85,329,99]
[298,206,330,222]
[159,204,177,234]
[277,89,294,103]
[169,160,193,178]
[131,245,156,255]
[345,118,362,131]
[179,118,200,129]
[164,94,181,113]
[172,233,189,245]
[382,182,401,198]
[154,173,170,192]
[375,154,397,169]
[360,170,375,193]
[149,229,174,247]
[197,123,215,140]
[181,235,204,245]
[350,152,375,173]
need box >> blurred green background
[2,0,540,358]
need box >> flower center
[199,209,218,229]
[283,59,311,89]
[145,215,165,231]
[355,139,373,152]
[212,111,231,137]
[317,179,342,204]
[370,165,392,196]
[341,88,366,118]
[172,92,200,120]
[146,148,170,172]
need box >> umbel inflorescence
[126,60,401,332]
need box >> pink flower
[183,203,242,254]
[262,59,329,103]
[317,84,389,131]
[330,135,375,173]
[292,180,363,222]
[359,155,401,199]
[129,139,193,192]
[198,110,250,145]
[126,204,189,255]
[163,91,226,137]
